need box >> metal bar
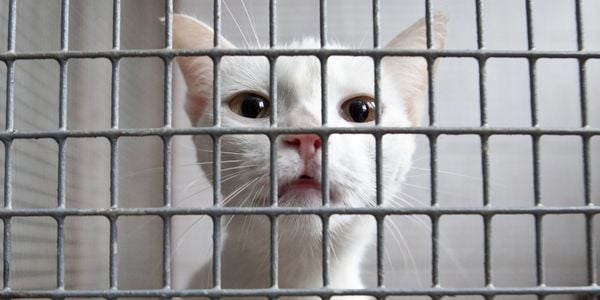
[108,0,121,291]
[56,0,70,291]
[213,0,222,48]
[574,0,595,289]
[6,0,17,52]
[2,285,598,298]
[372,0,380,49]
[0,126,599,140]
[163,0,174,128]
[269,0,277,48]
[109,216,118,290]
[3,49,600,61]
[211,0,223,284]
[429,134,439,287]
[56,217,66,290]
[475,0,485,49]
[162,135,173,290]
[481,136,492,286]
[533,136,545,287]
[583,137,596,285]
[376,215,385,287]
[0,205,596,217]
[318,0,331,284]
[319,0,328,48]
[2,217,12,289]
[56,139,67,290]
[425,0,433,49]
[321,214,330,287]
[212,214,222,289]
[268,56,279,288]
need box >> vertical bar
[268,2,279,289]
[474,1,493,290]
[2,217,11,290]
[56,0,70,291]
[319,0,328,48]
[56,216,66,290]
[213,0,222,48]
[109,0,121,290]
[376,215,385,287]
[372,0,380,49]
[109,216,118,289]
[525,1,545,295]
[164,0,174,128]
[269,0,277,49]
[162,135,173,289]
[212,213,222,289]
[3,2,16,290]
[211,0,223,285]
[475,0,485,50]
[533,136,545,287]
[429,134,439,288]
[424,0,433,49]
[209,135,222,292]
[574,0,595,289]
[321,214,331,287]
[6,0,17,52]
[2,141,13,289]
[373,44,384,287]
[162,2,175,276]
[583,138,597,286]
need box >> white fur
[172,13,447,300]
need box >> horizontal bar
[0,126,599,141]
[0,285,598,298]
[0,205,597,218]
[1,48,600,61]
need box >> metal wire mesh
[0,0,599,298]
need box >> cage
[0,0,599,299]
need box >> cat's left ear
[170,14,236,124]
[384,13,448,125]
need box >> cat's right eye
[229,93,270,119]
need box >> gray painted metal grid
[0,0,599,299]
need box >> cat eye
[229,93,270,119]
[340,96,376,123]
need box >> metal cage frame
[1,0,599,298]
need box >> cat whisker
[223,0,251,48]
[385,192,471,286]
[194,148,246,156]
[117,160,245,180]
[239,0,261,47]
[384,218,422,287]
[175,169,254,207]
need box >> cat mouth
[277,175,336,204]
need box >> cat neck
[219,215,374,290]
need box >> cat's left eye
[340,96,376,123]
[229,93,270,119]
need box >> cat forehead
[220,39,374,100]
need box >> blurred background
[0,0,599,299]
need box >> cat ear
[384,13,448,125]
[171,14,235,124]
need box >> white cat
[172,13,446,300]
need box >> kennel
[0,0,598,299]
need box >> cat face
[172,14,446,232]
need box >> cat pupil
[241,96,268,118]
[349,100,369,122]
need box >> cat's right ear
[170,14,235,124]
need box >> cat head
[172,13,446,234]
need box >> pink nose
[284,134,322,161]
